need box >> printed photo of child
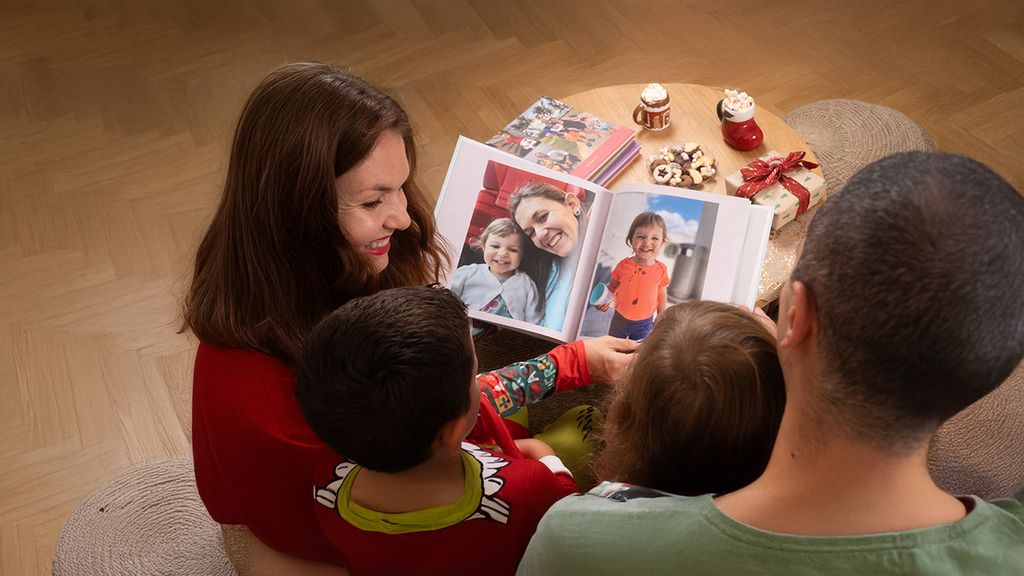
[451,218,542,324]
[594,212,669,340]
[579,192,716,340]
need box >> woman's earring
[573,208,581,217]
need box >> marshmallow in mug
[722,89,754,112]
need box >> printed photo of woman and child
[451,160,596,332]
[578,193,716,341]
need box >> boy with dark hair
[296,286,577,576]
[519,151,1024,574]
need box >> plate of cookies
[646,143,717,188]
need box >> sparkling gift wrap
[725,150,826,231]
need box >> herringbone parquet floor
[1,1,1021,573]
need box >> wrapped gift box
[725,150,826,231]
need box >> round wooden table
[562,83,826,305]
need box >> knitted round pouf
[784,99,936,197]
[53,457,237,576]
[928,359,1024,500]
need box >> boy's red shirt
[311,442,577,575]
[191,340,588,563]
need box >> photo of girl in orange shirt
[595,212,670,340]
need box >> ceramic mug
[633,99,671,131]
[633,84,671,131]
[716,99,763,151]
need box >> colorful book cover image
[485,96,636,182]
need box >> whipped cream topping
[641,83,669,105]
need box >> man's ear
[779,280,816,349]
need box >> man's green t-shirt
[517,483,1024,575]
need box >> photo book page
[435,136,772,343]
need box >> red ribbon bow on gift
[737,152,820,216]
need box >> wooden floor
[1,0,1021,573]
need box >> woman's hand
[514,438,556,460]
[582,336,639,384]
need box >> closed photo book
[436,137,772,343]
[484,96,639,186]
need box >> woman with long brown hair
[184,62,636,573]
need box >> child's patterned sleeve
[477,340,590,418]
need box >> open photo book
[435,137,773,343]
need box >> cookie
[646,142,718,188]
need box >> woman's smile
[544,230,564,250]
[363,236,392,256]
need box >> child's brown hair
[595,300,785,495]
[479,218,522,248]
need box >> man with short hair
[518,152,1024,575]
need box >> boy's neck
[715,395,966,535]
[350,448,468,514]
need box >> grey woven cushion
[54,457,237,576]
[784,99,937,196]
[928,360,1024,500]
